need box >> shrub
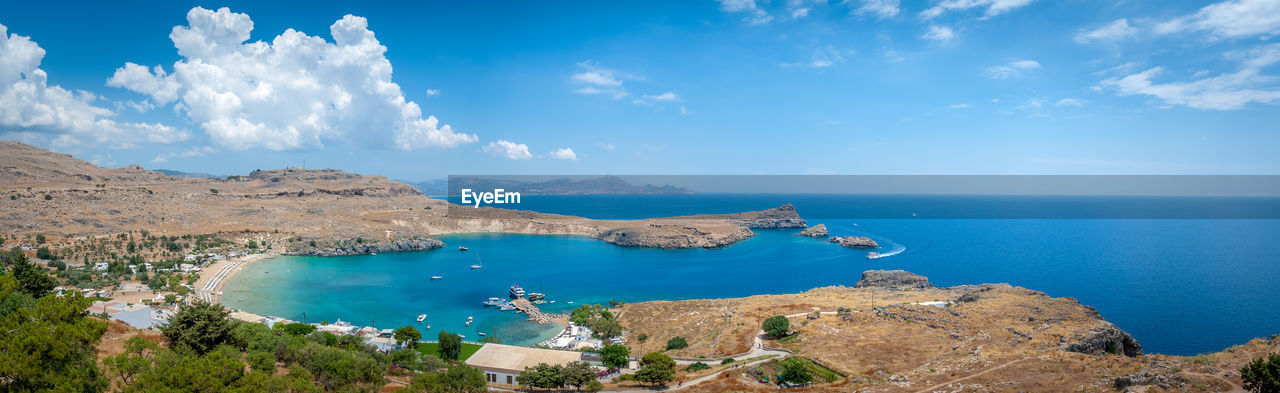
[247,351,275,373]
[636,332,648,342]
[1242,354,1280,393]
[43,194,52,200]
[763,315,790,338]
[209,188,218,194]
[721,358,735,365]
[685,362,711,372]
[665,336,688,351]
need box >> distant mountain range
[402,176,692,196]
[154,169,223,179]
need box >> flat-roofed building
[464,343,586,386]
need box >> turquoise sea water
[222,195,1280,355]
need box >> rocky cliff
[830,235,879,248]
[796,224,828,237]
[286,237,445,256]
[854,269,934,290]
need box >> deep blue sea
[222,194,1280,355]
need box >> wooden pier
[510,299,567,324]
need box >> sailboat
[470,253,483,269]
[430,275,443,280]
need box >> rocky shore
[285,237,444,256]
[796,223,828,237]
[854,269,934,290]
[829,235,879,248]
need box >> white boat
[470,264,482,269]
[483,297,506,307]
[417,314,426,322]
[370,252,377,256]
[430,275,443,280]
[499,303,516,311]
[458,246,468,251]
[867,252,883,260]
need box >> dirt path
[1182,371,1246,393]
[910,358,1030,393]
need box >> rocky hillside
[618,270,1275,392]
[0,141,805,254]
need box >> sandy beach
[192,253,274,303]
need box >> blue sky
[1,0,1278,180]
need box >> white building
[93,262,109,271]
[465,344,587,386]
[88,300,170,329]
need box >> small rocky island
[829,235,879,248]
[795,223,828,237]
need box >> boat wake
[867,237,906,260]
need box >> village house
[464,344,588,386]
[88,300,172,329]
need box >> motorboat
[430,275,443,280]
[417,314,426,322]
[458,246,468,251]
[483,297,506,307]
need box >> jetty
[510,299,566,325]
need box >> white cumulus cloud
[920,0,1036,20]
[1155,0,1280,40]
[549,147,577,160]
[1074,19,1138,44]
[482,140,533,160]
[984,59,1042,79]
[922,25,956,42]
[0,23,185,148]
[1100,44,1280,110]
[107,7,476,151]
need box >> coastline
[193,252,274,303]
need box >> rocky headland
[829,235,879,248]
[795,223,828,237]
[617,270,1275,392]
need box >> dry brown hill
[617,270,1278,392]
[0,141,804,256]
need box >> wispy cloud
[716,0,774,25]
[1074,19,1138,44]
[571,61,630,99]
[851,0,900,19]
[984,59,1042,79]
[1154,0,1280,40]
[152,146,217,163]
[782,46,852,68]
[922,25,956,42]
[1055,98,1088,107]
[1101,44,1280,110]
[920,0,1036,20]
